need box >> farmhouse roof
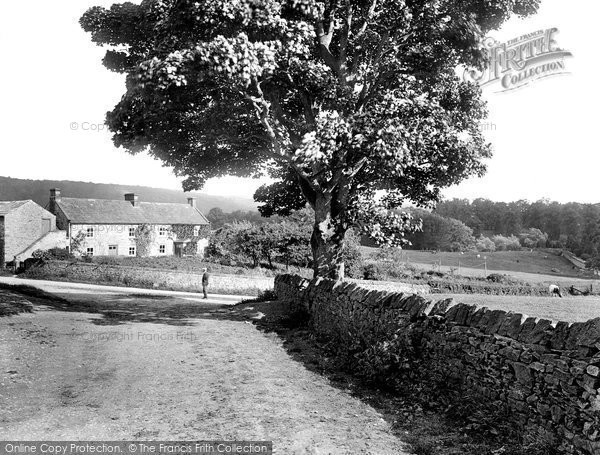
[0,200,30,214]
[55,198,210,225]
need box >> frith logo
[464,28,572,92]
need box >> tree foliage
[475,235,495,252]
[81,0,539,279]
[404,209,474,252]
[491,234,521,251]
[518,227,548,249]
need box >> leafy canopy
[81,0,539,250]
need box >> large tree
[81,0,539,279]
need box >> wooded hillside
[436,199,600,259]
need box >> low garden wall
[24,260,274,296]
[275,274,600,454]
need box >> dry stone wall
[25,260,273,295]
[275,274,600,454]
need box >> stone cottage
[0,200,68,267]
[46,189,210,257]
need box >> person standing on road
[202,267,209,299]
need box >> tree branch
[246,89,320,194]
[293,167,318,207]
[356,0,377,39]
[338,1,352,85]
[299,91,316,126]
[316,3,339,74]
[357,30,389,110]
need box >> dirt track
[0,284,408,455]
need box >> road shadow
[0,283,255,326]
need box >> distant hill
[0,176,258,213]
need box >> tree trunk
[311,194,347,280]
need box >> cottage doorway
[174,242,184,258]
[108,245,118,256]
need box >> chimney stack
[50,188,61,202]
[187,197,197,209]
[49,188,61,214]
[125,193,139,207]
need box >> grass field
[430,293,600,324]
[362,247,596,282]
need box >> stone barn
[0,200,67,267]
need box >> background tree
[491,234,520,251]
[276,212,313,270]
[405,209,474,252]
[475,235,495,253]
[82,0,540,280]
[518,227,548,249]
[206,207,227,229]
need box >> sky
[0,0,597,203]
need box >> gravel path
[0,285,408,455]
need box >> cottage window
[159,244,166,254]
[159,227,167,236]
[129,227,136,237]
[129,247,136,256]
[193,226,199,237]
[86,227,94,238]
[86,247,94,256]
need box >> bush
[363,263,383,280]
[362,262,415,281]
[519,228,548,248]
[486,273,525,285]
[475,236,496,252]
[492,235,521,251]
[426,270,446,278]
[31,248,74,261]
[486,273,505,283]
